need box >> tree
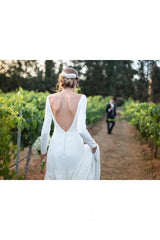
[44,60,58,92]
[150,64,160,103]
[135,60,149,102]
[71,60,136,99]
[0,60,40,92]
[111,60,136,100]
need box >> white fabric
[41,94,100,180]
[108,103,114,112]
[110,103,114,108]
[61,72,77,78]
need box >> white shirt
[108,103,114,112]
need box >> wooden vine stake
[15,109,22,179]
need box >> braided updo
[56,67,79,92]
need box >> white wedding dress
[41,94,100,180]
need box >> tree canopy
[0,60,159,102]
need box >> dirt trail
[8,111,160,180]
[90,113,160,180]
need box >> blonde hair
[56,67,79,92]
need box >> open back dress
[41,94,100,180]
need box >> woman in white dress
[40,68,100,180]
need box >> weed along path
[11,111,160,180]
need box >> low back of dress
[48,94,84,133]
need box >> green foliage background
[122,99,160,148]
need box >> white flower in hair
[61,72,77,79]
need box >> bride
[40,67,100,180]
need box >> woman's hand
[91,146,97,153]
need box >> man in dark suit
[106,98,116,134]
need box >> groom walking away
[106,98,116,134]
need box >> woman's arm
[77,95,97,151]
[41,96,52,155]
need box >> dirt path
[90,114,160,180]
[8,112,160,180]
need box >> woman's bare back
[48,92,83,132]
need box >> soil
[5,110,160,180]
[90,113,160,180]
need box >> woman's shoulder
[76,93,87,98]
[75,93,87,103]
[48,93,60,100]
[75,92,84,97]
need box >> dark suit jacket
[106,103,116,119]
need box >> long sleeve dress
[41,94,100,180]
